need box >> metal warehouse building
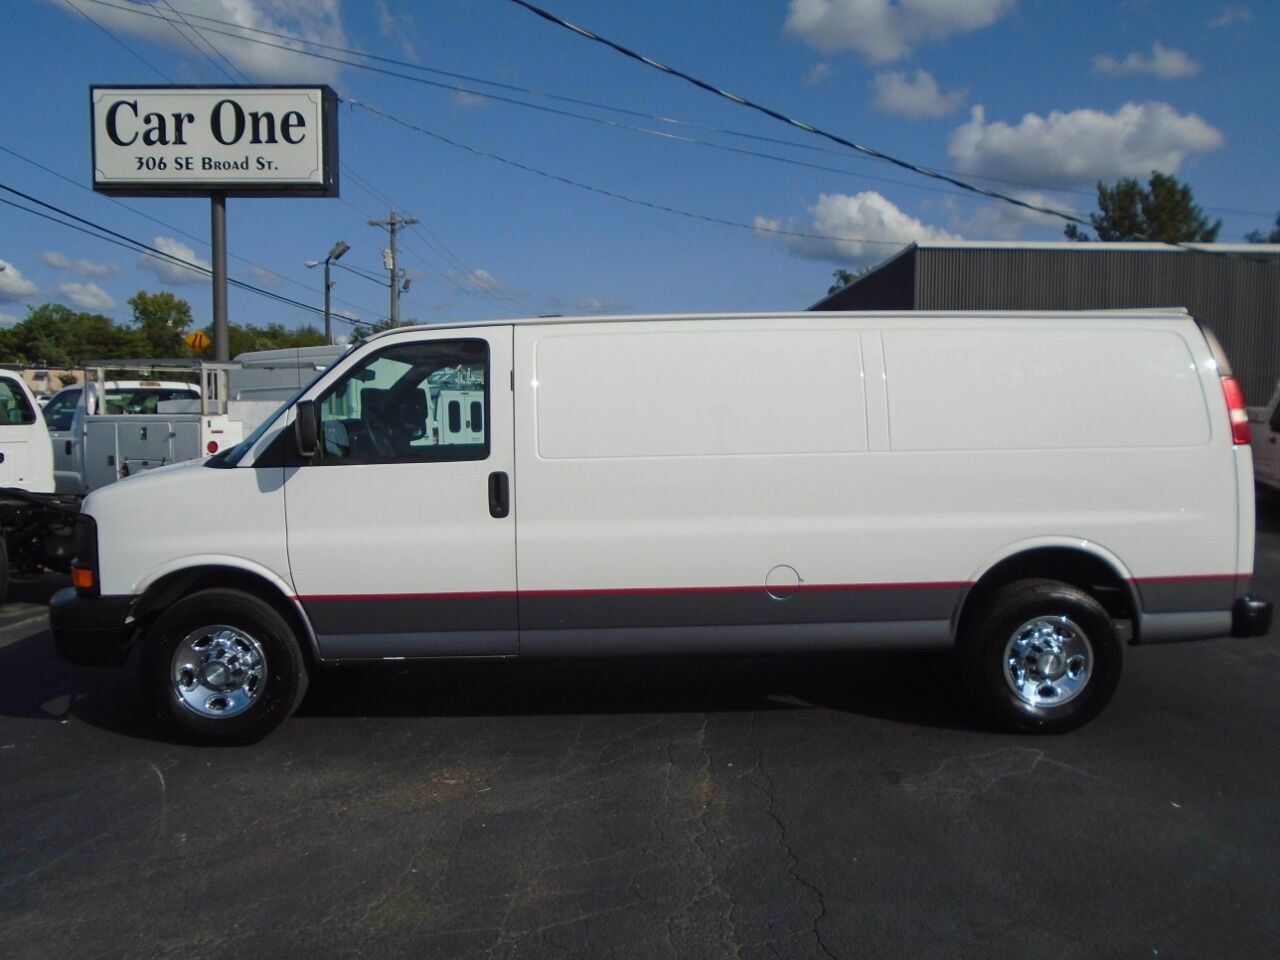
[811,242,1280,404]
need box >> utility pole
[368,210,418,326]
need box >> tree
[128,290,192,357]
[0,303,143,366]
[1245,213,1280,243]
[349,317,404,346]
[1064,172,1220,242]
[190,321,328,358]
[827,267,868,296]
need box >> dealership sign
[91,85,339,197]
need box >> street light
[305,240,350,345]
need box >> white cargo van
[50,311,1271,743]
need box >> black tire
[0,538,8,604]
[961,579,1122,734]
[140,588,309,745]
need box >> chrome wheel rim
[1003,616,1093,709]
[171,625,267,719]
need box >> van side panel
[879,320,1239,629]
[882,328,1210,450]
[514,316,1238,653]
[514,318,962,652]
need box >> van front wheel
[962,579,1122,733]
[141,588,309,745]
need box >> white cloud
[948,102,1224,184]
[57,282,116,311]
[1093,42,1201,80]
[757,191,963,264]
[0,312,21,329]
[806,62,832,85]
[376,0,418,61]
[784,0,1016,64]
[46,0,350,82]
[576,296,627,314]
[956,192,1076,241]
[1207,6,1250,27]
[872,69,967,118]
[447,268,513,299]
[139,236,212,286]
[452,91,489,109]
[246,264,282,287]
[0,260,39,303]
[41,250,118,277]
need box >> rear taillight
[1222,376,1251,445]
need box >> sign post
[90,85,340,361]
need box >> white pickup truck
[44,379,203,495]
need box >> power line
[0,144,375,318]
[60,0,173,81]
[0,182,376,325]
[141,4,526,315]
[156,0,247,84]
[333,260,390,286]
[340,164,525,312]
[72,0,1271,220]
[501,0,1280,264]
[501,0,1093,229]
[347,99,910,248]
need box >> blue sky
[0,0,1275,337]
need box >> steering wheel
[363,411,397,458]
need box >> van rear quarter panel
[514,315,1238,638]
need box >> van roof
[366,307,1196,342]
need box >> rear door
[284,327,517,660]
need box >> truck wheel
[962,579,1122,734]
[0,539,8,604]
[141,588,309,745]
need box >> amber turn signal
[71,568,96,591]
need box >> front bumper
[1232,594,1273,638]
[49,587,137,667]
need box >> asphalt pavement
[2,520,1278,959]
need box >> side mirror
[294,400,319,457]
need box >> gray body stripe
[520,621,953,658]
[303,596,518,635]
[1136,578,1242,614]
[300,580,1244,660]
[1136,611,1233,644]
[518,585,964,630]
[318,630,517,660]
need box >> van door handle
[65,440,73,455]
[488,471,510,519]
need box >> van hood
[83,457,222,514]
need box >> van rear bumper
[49,587,136,667]
[1232,594,1272,638]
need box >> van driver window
[314,339,489,464]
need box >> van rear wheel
[141,588,308,745]
[962,579,1122,733]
